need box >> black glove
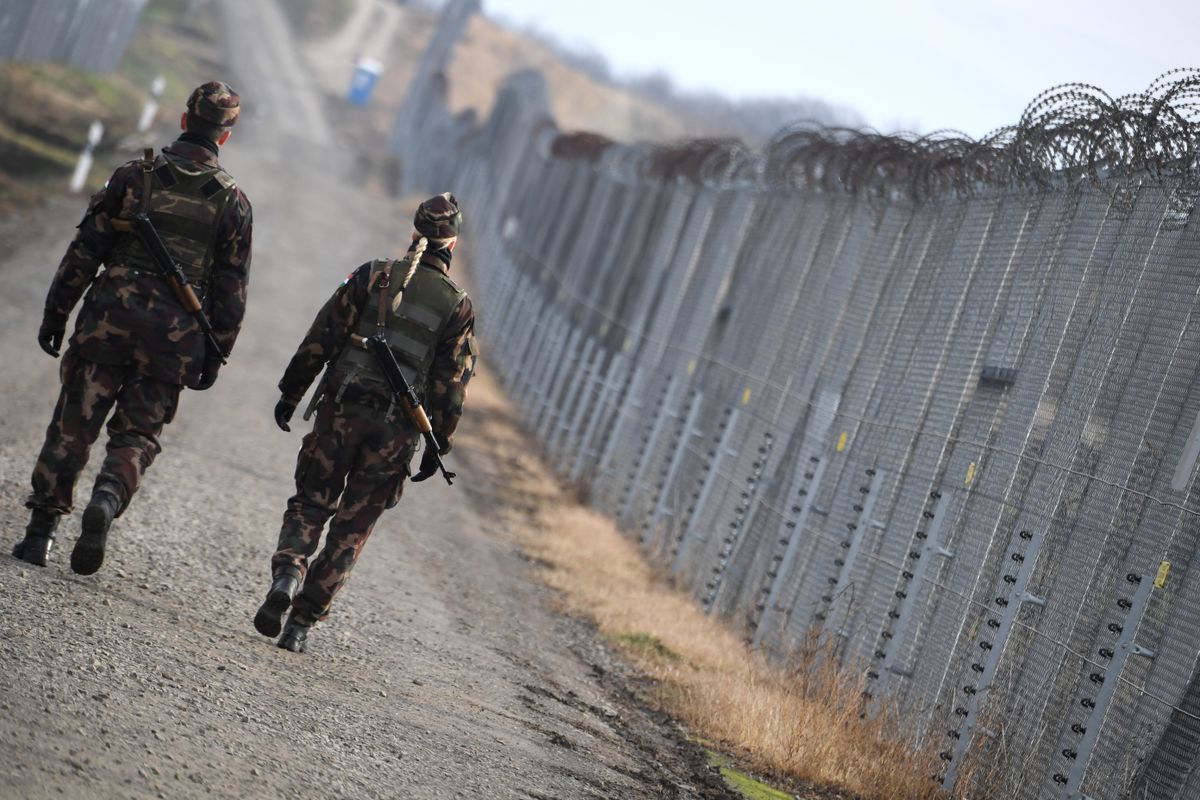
[37,316,66,358]
[274,398,295,432]
[193,353,222,391]
[410,442,448,483]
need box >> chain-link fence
[415,66,1200,798]
[0,0,147,73]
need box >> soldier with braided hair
[254,193,477,654]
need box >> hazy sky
[482,0,1198,138]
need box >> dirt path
[0,5,736,799]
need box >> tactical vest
[336,257,466,397]
[108,152,238,291]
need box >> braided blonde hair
[392,232,456,311]
[392,235,428,312]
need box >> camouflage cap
[187,81,240,128]
[414,193,462,240]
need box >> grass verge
[457,369,947,800]
[708,750,799,800]
[0,0,221,213]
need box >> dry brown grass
[450,15,697,142]
[457,369,947,800]
[302,3,697,151]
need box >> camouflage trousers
[27,350,180,516]
[273,397,418,624]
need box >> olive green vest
[108,152,238,291]
[336,257,466,397]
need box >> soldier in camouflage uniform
[254,193,476,654]
[12,82,253,574]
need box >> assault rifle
[129,211,228,364]
[352,332,456,486]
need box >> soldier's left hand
[274,398,295,432]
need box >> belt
[103,264,208,296]
[334,381,393,412]
[102,265,150,280]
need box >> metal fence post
[871,489,954,695]
[618,375,680,526]
[818,468,886,633]
[518,310,564,406]
[594,364,646,481]
[552,339,602,470]
[942,524,1050,790]
[752,451,829,648]
[1058,570,1159,797]
[701,430,774,613]
[535,325,583,440]
[671,406,740,576]
[643,389,704,549]
[569,353,626,482]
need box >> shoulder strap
[141,147,154,209]
[375,259,393,330]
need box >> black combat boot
[12,509,60,567]
[277,613,312,654]
[71,489,119,575]
[254,570,300,638]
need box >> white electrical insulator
[138,75,167,133]
[69,121,105,194]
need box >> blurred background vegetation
[277,0,356,39]
[0,0,219,213]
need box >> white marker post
[138,75,167,133]
[69,121,104,194]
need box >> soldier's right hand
[37,318,65,358]
[410,445,441,483]
[194,354,222,391]
[274,398,295,432]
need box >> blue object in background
[347,58,383,106]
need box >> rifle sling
[376,260,392,330]
[142,148,154,209]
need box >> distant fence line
[411,52,1200,800]
[0,0,147,73]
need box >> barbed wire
[536,70,1200,201]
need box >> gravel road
[0,3,738,798]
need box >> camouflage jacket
[278,249,477,448]
[44,136,253,388]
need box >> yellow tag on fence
[1155,560,1171,589]
[836,432,848,453]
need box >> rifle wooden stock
[177,280,204,314]
[409,401,434,434]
